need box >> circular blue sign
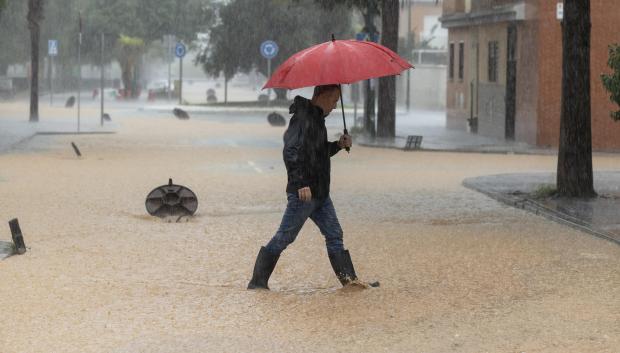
[175,42,186,58]
[260,40,279,59]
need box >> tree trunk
[121,64,131,98]
[377,0,399,138]
[364,79,376,138]
[274,88,287,101]
[556,0,596,197]
[363,5,378,138]
[27,0,43,122]
[224,76,228,104]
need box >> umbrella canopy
[263,39,413,90]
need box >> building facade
[440,0,620,150]
[398,0,448,109]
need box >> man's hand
[338,134,352,149]
[298,186,312,202]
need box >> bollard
[71,142,82,157]
[173,108,190,120]
[8,218,26,255]
[267,112,286,126]
[65,96,76,108]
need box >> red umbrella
[264,36,413,151]
[264,38,413,89]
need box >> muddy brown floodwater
[0,104,619,352]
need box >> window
[458,42,464,80]
[449,42,455,79]
[488,41,499,82]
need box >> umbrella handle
[343,128,350,153]
[339,85,350,153]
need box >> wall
[446,27,471,130]
[397,64,447,109]
[536,0,620,150]
[514,19,538,145]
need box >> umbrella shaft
[339,85,347,131]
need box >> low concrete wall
[397,64,447,110]
[478,82,506,139]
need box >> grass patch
[531,184,557,199]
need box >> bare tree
[377,0,399,138]
[556,0,596,197]
[27,0,44,122]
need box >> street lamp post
[406,0,412,112]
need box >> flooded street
[1,103,619,352]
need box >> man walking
[247,85,359,290]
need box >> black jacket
[284,96,342,200]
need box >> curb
[3,131,117,153]
[462,179,620,246]
[357,141,555,156]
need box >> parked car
[147,80,175,100]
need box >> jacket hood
[288,95,324,117]
[289,95,311,114]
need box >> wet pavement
[0,100,118,154]
[1,101,620,352]
[0,241,14,260]
[464,172,620,245]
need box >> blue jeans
[265,193,344,256]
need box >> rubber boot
[247,246,280,290]
[328,249,358,286]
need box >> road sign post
[48,40,58,106]
[175,42,186,105]
[77,13,82,133]
[260,40,278,104]
[100,33,105,126]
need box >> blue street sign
[260,40,279,59]
[175,42,186,58]
[48,40,58,56]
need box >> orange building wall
[537,0,620,150]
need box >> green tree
[0,0,29,75]
[198,0,353,101]
[601,44,620,121]
[28,0,45,122]
[81,0,215,97]
[117,35,144,97]
[556,0,595,197]
[314,0,381,137]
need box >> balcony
[440,0,530,28]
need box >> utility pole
[49,55,53,106]
[77,11,82,133]
[406,0,412,112]
[100,32,104,126]
[178,55,183,105]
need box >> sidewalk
[356,130,554,154]
[0,105,117,153]
[463,171,620,245]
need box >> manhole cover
[145,179,198,218]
